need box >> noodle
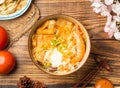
[0,0,27,15]
[32,19,85,73]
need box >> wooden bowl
[28,14,91,75]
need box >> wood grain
[0,0,120,88]
[34,0,108,39]
[0,34,120,86]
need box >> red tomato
[0,26,8,50]
[0,51,15,74]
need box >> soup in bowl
[28,14,90,75]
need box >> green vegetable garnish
[13,0,18,2]
[51,35,60,47]
[42,46,47,50]
[44,62,51,68]
[58,44,67,50]
[51,39,60,47]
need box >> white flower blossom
[91,2,102,8]
[104,15,112,32]
[0,0,5,4]
[100,5,110,16]
[114,31,120,40]
[112,1,120,15]
[110,20,118,32]
[91,2,103,13]
[104,25,111,33]
[106,14,112,25]
[108,29,114,38]
[88,0,94,3]
[104,19,119,38]
[91,2,110,16]
[89,0,120,40]
[113,16,120,22]
[104,0,114,5]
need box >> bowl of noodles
[28,14,91,75]
[0,0,32,20]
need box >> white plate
[0,0,32,20]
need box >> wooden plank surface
[0,0,120,88]
[34,0,108,39]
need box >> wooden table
[0,0,120,88]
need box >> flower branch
[89,0,120,40]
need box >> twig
[73,55,112,88]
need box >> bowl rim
[28,14,91,76]
[0,0,32,20]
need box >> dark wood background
[0,0,120,88]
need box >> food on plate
[0,26,8,50]
[0,0,27,15]
[0,50,15,74]
[32,18,85,73]
[95,78,114,88]
[0,0,5,4]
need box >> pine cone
[17,76,46,88]
[33,81,46,88]
[17,76,34,88]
